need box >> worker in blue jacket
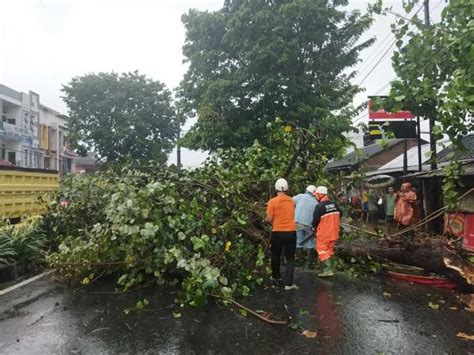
[293,185,318,267]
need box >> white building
[0,84,42,168]
[1,83,74,175]
[39,105,75,175]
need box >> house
[0,84,42,168]
[327,139,423,173]
[39,105,76,175]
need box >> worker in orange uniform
[312,186,341,277]
[265,178,299,290]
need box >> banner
[368,96,415,120]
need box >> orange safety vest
[312,198,341,241]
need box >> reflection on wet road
[0,270,472,354]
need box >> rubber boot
[295,249,305,267]
[307,249,317,270]
[317,258,335,277]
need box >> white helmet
[315,186,328,195]
[306,185,316,194]
[275,178,289,192]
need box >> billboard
[367,96,417,139]
[369,120,417,139]
[368,96,415,120]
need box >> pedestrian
[293,185,318,268]
[265,178,299,290]
[337,192,349,219]
[385,186,396,231]
[394,182,417,229]
[312,186,341,277]
[367,189,379,224]
[361,189,369,222]
[349,188,362,220]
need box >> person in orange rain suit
[394,182,418,228]
[312,186,341,277]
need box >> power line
[357,39,397,87]
[354,32,393,76]
[384,6,449,33]
[356,4,425,88]
[429,0,444,22]
[354,35,398,80]
[352,2,447,126]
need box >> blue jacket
[293,192,318,227]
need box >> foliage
[179,0,374,154]
[46,122,335,305]
[374,0,474,207]
[0,234,16,265]
[62,71,177,164]
[0,218,47,267]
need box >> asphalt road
[0,271,472,354]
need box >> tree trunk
[337,235,474,292]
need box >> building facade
[0,84,42,168]
[1,83,74,175]
[39,105,75,175]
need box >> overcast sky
[0,0,445,167]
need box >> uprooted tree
[45,121,473,302]
[45,122,334,305]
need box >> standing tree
[62,71,177,164]
[179,0,374,159]
[372,0,474,205]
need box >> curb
[0,270,53,296]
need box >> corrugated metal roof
[402,159,474,178]
[433,134,474,163]
[327,139,404,171]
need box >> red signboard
[368,98,416,120]
[444,212,474,251]
[464,214,474,252]
[444,212,466,238]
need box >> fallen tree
[338,234,474,292]
[42,121,335,305]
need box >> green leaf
[299,308,309,316]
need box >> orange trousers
[316,239,336,262]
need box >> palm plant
[0,235,16,265]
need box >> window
[24,149,28,167]
[8,152,15,165]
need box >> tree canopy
[62,71,177,163]
[376,0,473,148]
[179,0,374,154]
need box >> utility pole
[424,0,437,171]
[417,116,422,171]
[176,108,182,169]
[403,139,408,174]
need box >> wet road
[0,271,472,354]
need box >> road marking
[0,270,53,296]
